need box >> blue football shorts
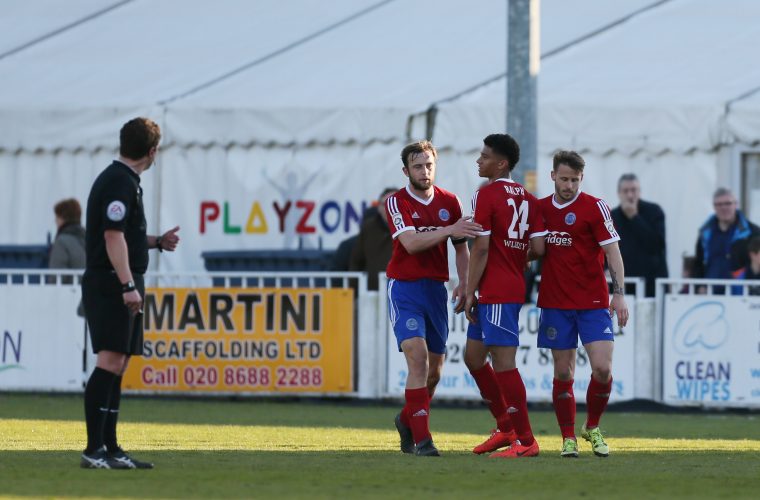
[387,278,448,354]
[466,302,522,347]
[537,308,614,349]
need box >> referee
[80,117,179,469]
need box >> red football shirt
[471,179,546,304]
[537,191,620,309]
[385,185,464,282]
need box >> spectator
[735,236,760,295]
[679,255,696,294]
[349,187,397,290]
[49,199,86,305]
[611,173,668,297]
[693,188,760,293]
[330,235,357,271]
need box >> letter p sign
[200,201,220,234]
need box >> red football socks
[403,387,431,444]
[552,378,576,439]
[586,375,612,428]
[495,368,534,446]
[470,363,514,433]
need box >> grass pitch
[1,394,759,499]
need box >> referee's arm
[104,229,141,314]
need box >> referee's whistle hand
[123,290,143,315]
[161,226,181,252]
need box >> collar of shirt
[113,159,141,182]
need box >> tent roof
[430,0,760,154]
[3,0,754,153]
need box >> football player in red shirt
[458,134,546,458]
[386,140,482,457]
[538,150,629,458]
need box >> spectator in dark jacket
[735,235,760,295]
[349,187,396,290]
[49,198,86,315]
[611,174,667,297]
[49,198,86,272]
[330,235,358,271]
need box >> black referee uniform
[82,160,149,355]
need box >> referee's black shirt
[85,161,149,274]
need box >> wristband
[122,281,136,293]
[156,235,164,252]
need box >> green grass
[1,394,759,499]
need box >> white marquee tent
[1,0,758,276]
[414,0,760,277]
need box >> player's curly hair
[483,134,520,171]
[553,150,585,172]
[400,140,437,168]
[120,117,161,160]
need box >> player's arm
[527,233,546,261]
[451,240,471,315]
[460,235,488,322]
[396,217,482,255]
[104,229,142,314]
[603,241,629,327]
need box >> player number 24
[507,199,529,239]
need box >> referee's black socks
[104,376,123,452]
[84,367,117,454]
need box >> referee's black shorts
[82,270,145,355]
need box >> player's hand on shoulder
[449,216,482,239]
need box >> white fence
[657,278,760,408]
[2,270,759,408]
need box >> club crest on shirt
[406,318,419,331]
[564,212,576,225]
[106,201,126,221]
[438,209,450,221]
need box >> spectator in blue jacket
[693,188,760,293]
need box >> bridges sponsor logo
[546,231,572,246]
[416,226,443,233]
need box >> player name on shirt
[503,239,528,250]
[502,184,525,197]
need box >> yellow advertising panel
[123,288,354,394]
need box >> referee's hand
[123,290,143,315]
